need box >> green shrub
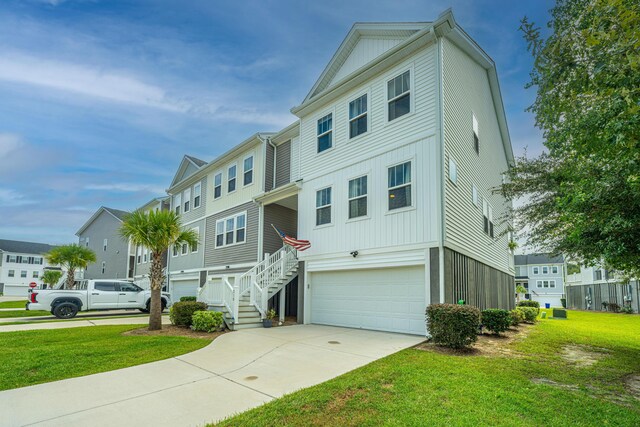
[426,303,481,349]
[608,302,621,313]
[621,305,634,314]
[517,306,538,323]
[180,296,197,302]
[191,310,224,332]
[169,301,207,327]
[509,309,524,326]
[517,300,540,314]
[481,309,511,335]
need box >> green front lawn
[0,325,211,390]
[0,300,28,309]
[0,309,51,318]
[216,310,640,426]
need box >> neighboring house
[76,206,132,280]
[565,265,639,312]
[132,196,171,289]
[514,254,565,307]
[196,10,515,335]
[0,239,60,296]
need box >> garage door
[310,266,426,335]
[171,280,199,302]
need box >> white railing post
[279,285,286,323]
[232,279,240,324]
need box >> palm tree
[46,244,97,289]
[120,209,198,331]
[41,270,63,289]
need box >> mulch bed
[123,325,227,340]
[415,324,533,357]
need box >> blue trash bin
[545,303,550,309]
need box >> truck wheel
[53,302,79,319]
[144,300,167,313]
[139,308,149,313]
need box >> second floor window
[483,199,494,237]
[473,113,479,154]
[8,270,14,277]
[191,228,199,252]
[174,193,181,215]
[317,113,333,153]
[214,173,222,199]
[316,187,332,226]
[137,246,142,264]
[183,188,191,213]
[542,266,549,274]
[193,183,201,209]
[101,262,106,274]
[244,156,254,186]
[388,162,412,210]
[552,266,559,274]
[533,267,539,274]
[21,270,27,278]
[349,94,367,138]
[143,248,148,263]
[228,165,237,193]
[348,176,367,219]
[103,238,108,252]
[388,70,411,121]
[215,213,247,247]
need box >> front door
[117,282,142,307]
[91,281,120,309]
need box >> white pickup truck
[27,279,172,319]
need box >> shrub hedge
[426,303,481,349]
[509,308,524,326]
[481,309,511,335]
[191,310,224,332]
[517,300,540,314]
[180,296,197,302]
[170,301,208,327]
[517,306,538,323]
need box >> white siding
[329,36,408,86]
[441,38,512,274]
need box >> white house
[0,239,60,296]
[196,10,515,335]
[514,254,565,308]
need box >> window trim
[136,246,142,264]
[449,157,458,185]
[386,159,415,213]
[103,238,108,252]
[181,242,188,255]
[143,247,148,263]
[347,174,369,221]
[315,186,333,228]
[347,90,370,140]
[227,164,237,194]
[8,269,14,277]
[385,66,415,123]
[191,227,199,253]
[214,211,248,248]
[316,110,334,154]
[243,154,254,187]
[533,266,539,275]
[552,266,559,274]
[542,266,549,274]
[472,112,479,154]
[101,262,106,275]
[472,185,479,207]
[173,193,182,215]
[172,245,179,258]
[183,187,191,213]
[213,172,223,199]
[193,182,202,209]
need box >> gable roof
[169,155,208,188]
[76,206,130,236]
[0,239,57,255]
[515,253,565,266]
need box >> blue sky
[0,0,553,244]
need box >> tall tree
[41,270,63,289]
[120,209,198,331]
[46,244,97,289]
[503,0,640,276]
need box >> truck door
[117,282,142,307]
[91,281,120,309]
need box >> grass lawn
[216,310,640,426]
[0,325,211,390]
[0,314,154,327]
[0,309,51,318]
[0,300,27,309]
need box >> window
[8,270,14,277]
[542,266,549,274]
[348,176,367,219]
[243,156,254,186]
[536,280,542,288]
[181,243,188,255]
[549,280,556,288]
[172,245,179,257]
[316,187,332,225]
[16,256,22,263]
[215,213,247,247]
[7,255,16,263]
[228,165,237,193]
[449,158,457,184]
[33,271,39,278]
[472,185,478,207]
[552,266,559,274]
[85,237,89,247]
[95,282,116,292]
[349,94,367,138]
[21,270,27,278]
[193,182,201,209]
[533,267,539,275]
[388,70,411,121]
[595,270,603,280]
[103,238,108,252]
[174,193,182,215]
[214,173,222,199]
[143,248,148,263]
[388,162,412,210]
[119,282,141,292]
[101,262,106,274]
[483,199,494,237]
[183,188,191,213]
[191,228,199,253]
[317,113,333,153]
[37,257,43,265]
[136,247,141,264]
[472,113,479,154]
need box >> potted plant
[263,309,276,328]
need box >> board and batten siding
[263,204,297,256]
[204,201,259,268]
[441,37,512,274]
[298,43,438,182]
[298,139,439,257]
[168,219,205,272]
[275,140,292,188]
[566,282,640,313]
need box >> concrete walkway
[0,325,424,427]
[0,316,170,332]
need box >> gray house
[515,253,565,307]
[132,196,170,289]
[76,206,132,280]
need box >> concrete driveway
[0,325,424,427]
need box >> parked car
[27,279,172,319]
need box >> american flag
[271,224,311,251]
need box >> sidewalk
[0,316,170,332]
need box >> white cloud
[0,188,35,207]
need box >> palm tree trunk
[149,252,165,331]
[66,268,75,290]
